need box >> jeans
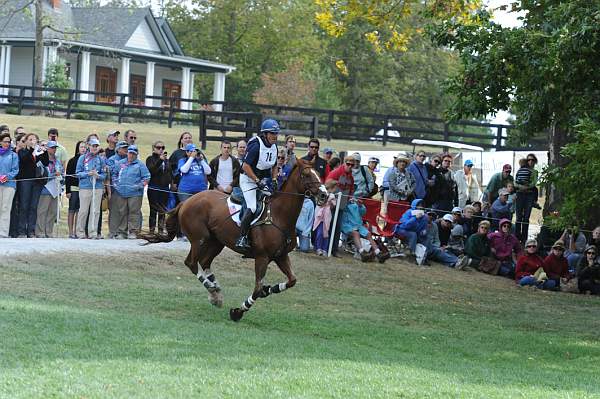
[566,253,583,274]
[396,229,426,253]
[519,276,557,290]
[314,222,329,252]
[17,180,42,236]
[515,191,536,242]
[427,247,458,267]
[498,260,515,278]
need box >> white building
[0,0,234,108]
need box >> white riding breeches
[239,174,258,213]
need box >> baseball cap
[503,164,512,172]
[107,130,120,138]
[498,188,510,196]
[464,159,474,167]
[185,143,197,152]
[46,141,58,148]
[368,157,380,163]
[127,145,139,154]
[442,214,454,223]
[323,147,334,154]
[452,207,463,214]
[88,138,100,146]
[116,141,129,149]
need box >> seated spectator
[394,198,429,256]
[312,180,337,256]
[576,245,600,295]
[296,197,315,252]
[114,146,150,238]
[591,226,600,248]
[35,141,63,238]
[464,220,492,269]
[558,227,587,273]
[436,213,454,247]
[542,240,572,290]
[515,239,556,289]
[461,205,476,237]
[388,156,416,202]
[448,224,465,256]
[488,219,522,277]
[490,188,512,230]
[340,198,386,262]
[177,144,211,202]
[0,131,19,238]
[424,212,462,268]
[451,206,463,224]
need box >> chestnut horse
[142,158,328,321]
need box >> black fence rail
[0,84,545,151]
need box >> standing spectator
[464,220,492,269]
[407,151,432,201]
[326,154,356,256]
[455,159,481,208]
[351,153,376,199]
[302,138,329,182]
[177,143,211,202]
[515,239,556,289]
[236,139,247,162]
[124,129,137,146]
[146,140,172,234]
[322,147,334,165]
[106,141,129,238]
[46,128,67,169]
[488,219,522,277]
[169,131,193,193]
[275,149,292,189]
[104,130,120,159]
[284,135,297,169]
[367,157,379,174]
[0,125,9,135]
[576,245,600,295]
[66,141,86,238]
[0,131,19,238]
[485,164,513,204]
[514,154,539,242]
[9,133,26,237]
[313,180,337,256]
[394,199,429,256]
[208,140,240,194]
[76,138,106,239]
[432,153,458,214]
[35,141,63,238]
[388,156,416,202]
[380,157,397,217]
[423,154,441,207]
[17,133,42,238]
[542,240,572,290]
[114,145,150,238]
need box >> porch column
[119,57,130,104]
[180,66,191,110]
[144,61,155,107]
[188,72,195,110]
[79,51,91,101]
[212,72,226,112]
[42,46,58,82]
[0,45,12,103]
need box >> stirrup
[236,236,251,250]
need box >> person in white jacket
[454,159,481,208]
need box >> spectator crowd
[1,123,598,296]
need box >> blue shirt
[115,158,150,198]
[76,153,106,189]
[0,150,19,189]
[40,158,64,196]
[178,158,208,194]
[407,161,429,199]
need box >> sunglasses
[417,154,426,158]
[309,146,319,149]
[433,159,441,163]
[345,162,354,166]
[129,137,137,140]
[587,251,596,255]
[155,146,165,149]
[526,245,537,248]
[277,156,285,160]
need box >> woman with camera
[177,143,211,202]
[146,140,172,234]
[17,133,43,237]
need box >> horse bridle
[299,166,323,199]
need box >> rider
[235,118,279,250]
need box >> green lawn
[2,249,599,398]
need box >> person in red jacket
[542,240,572,290]
[515,239,557,290]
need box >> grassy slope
[1,249,599,398]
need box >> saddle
[227,186,268,227]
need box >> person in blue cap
[455,158,481,208]
[75,137,106,239]
[177,143,211,202]
[235,118,279,250]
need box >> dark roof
[70,7,150,50]
[0,0,73,40]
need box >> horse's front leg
[268,254,297,294]
[229,256,270,322]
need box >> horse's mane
[278,161,303,193]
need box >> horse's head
[292,157,328,206]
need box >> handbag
[478,256,501,275]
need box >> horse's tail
[140,202,182,244]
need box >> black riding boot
[235,210,254,250]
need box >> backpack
[359,165,378,198]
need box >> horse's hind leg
[185,239,226,307]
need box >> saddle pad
[227,198,264,227]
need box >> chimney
[49,0,60,9]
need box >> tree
[430,1,600,226]
[253,61,316,107]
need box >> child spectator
[312,180,337,256]
[341,198,386,262]
[448,224,465,256]
[296,197,315,252]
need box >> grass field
[2,247,600,398]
